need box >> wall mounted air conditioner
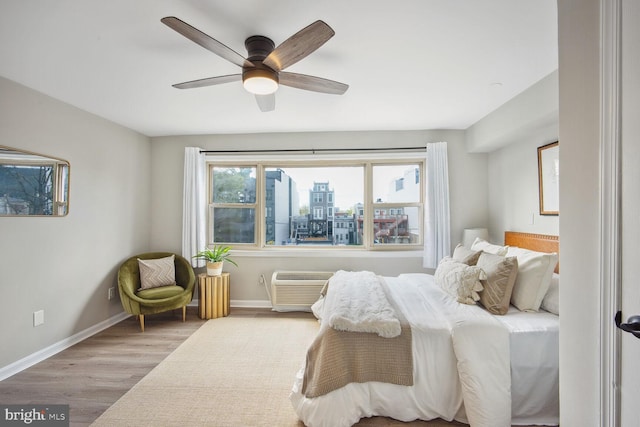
[270,271,334,312]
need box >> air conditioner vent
[270,270,334,312]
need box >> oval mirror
[0,146,70,216]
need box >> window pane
[372,206,420,245]
[212,167,256,203]
[264,166,363,246]
[213,207,255,243]
[373,164,420,203]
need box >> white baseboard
[0,312,130,381]
[192,299,272,309]
[231,299,272,308]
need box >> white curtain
[182,147,207,268]
[423,141,451,269]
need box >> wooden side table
[198,273,230,319]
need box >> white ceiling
[0,1,557,137]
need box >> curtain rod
[200,146,427,154]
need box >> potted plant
[192,245,238,276]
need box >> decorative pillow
[452,244,482,266]
[476,252,519,315]
[506,247,559,312]
[138,255,177,290]
[435,257,486,305]
[541,273,560,315]
[470,238,509,257]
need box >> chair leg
[182,306,187,322]
[139,314,145,332]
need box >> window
[207,158,424,249]
[210,166,256,244]
[372,164,422,245]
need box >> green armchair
[118,252,196,332]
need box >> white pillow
[506,247,559,312]
[435,257,486,305]
[470,238,509,257]
[541,273,559,315]
[452,244,482,265]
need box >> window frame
[206,153,425,251]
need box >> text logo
[0,405,68,426]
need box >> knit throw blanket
[302,271,413,398]
[326,270,402,338]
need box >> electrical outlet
[33,310,44,327]
[108,287,116,300]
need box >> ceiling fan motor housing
[242,35,279,87]
[245,35,275,61]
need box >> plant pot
[206,261,223,276]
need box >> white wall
[149,130,489,303]
[465,68,559,243]
[558,0,602,424]
[466,71,559,154]
[486,127,559,243]
[0,76,151,370]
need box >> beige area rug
[91,315,466,427]
[91,316,319,427]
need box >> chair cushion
[137,285,185,300]
[138,255,176,290]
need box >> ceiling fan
[161,17,349,112]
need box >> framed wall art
[537,141,559,215]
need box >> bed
[290,231,560,427]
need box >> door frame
[600,0,622,425]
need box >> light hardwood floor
[0,307,489,427]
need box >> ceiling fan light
[243,77,278,95]
[242,68,279,95]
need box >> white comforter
[291,273,559,427]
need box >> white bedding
[291,273,559,427]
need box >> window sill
[232,249,424,258]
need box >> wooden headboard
[504,231,559,274]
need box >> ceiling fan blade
[161,16,253,68]
[262,20,335,71]
[255,94,275,112]
[172,74,241,89]
[279,72,348,95]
